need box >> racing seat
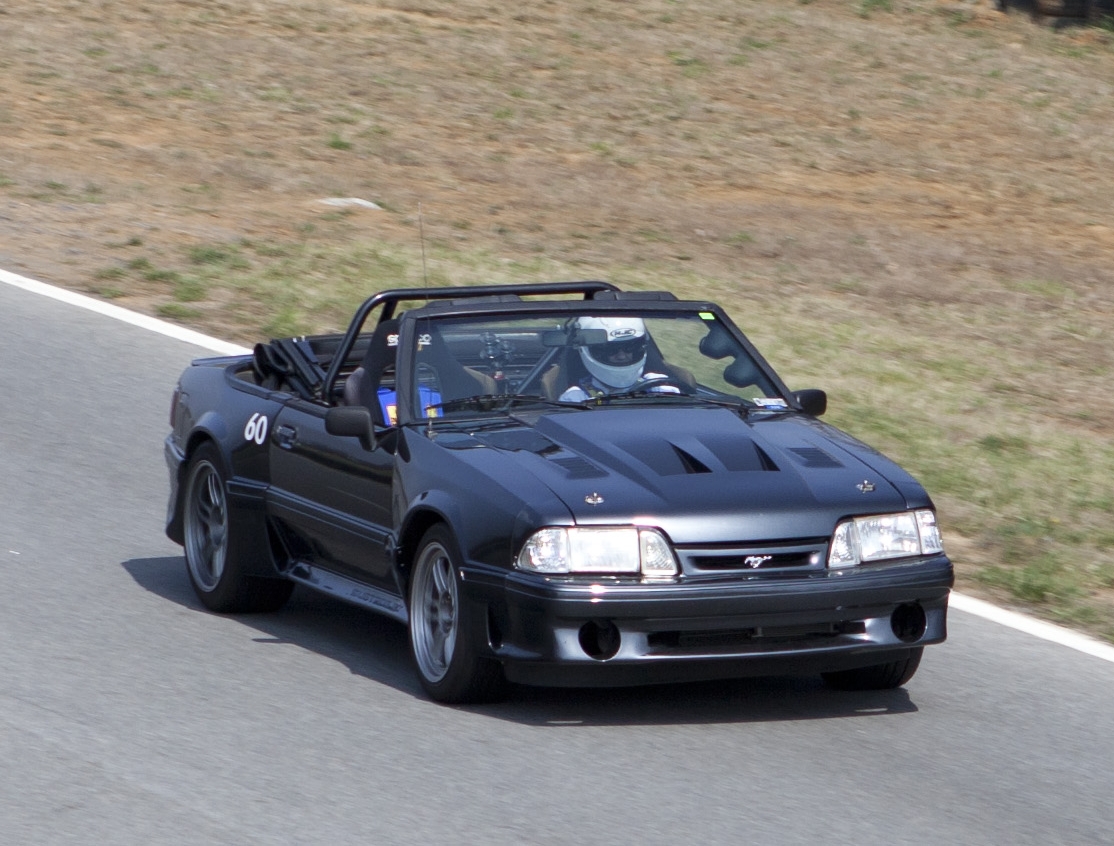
[414,324,496,403]
[345,319,497,422]
[343,318,400,426]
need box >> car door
[265,398,396,590]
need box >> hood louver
[788,446,844,468]
[549,455,607,479]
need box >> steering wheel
[611,376,695,397]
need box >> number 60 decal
[244,412,269,445]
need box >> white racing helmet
[576,316,648,389]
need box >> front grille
[678,539,828,576]
[688,552,815,571]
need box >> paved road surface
[2,277,1112,845]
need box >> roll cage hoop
[318,281,621,403]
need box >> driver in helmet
[558,316,679,402]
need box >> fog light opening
[891,603,927,643]
[578,620,621,660]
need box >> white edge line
[5,268,1114,665]
[0,268,250,356]
[948,593,1114,663]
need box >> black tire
[408,525,506,704]
[182,443,293,613]
[1034,0,1089,16]
[821,647,923,691]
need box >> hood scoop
[618,435,778,477]
[672,445,711,475]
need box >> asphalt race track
[2,275,1113,845]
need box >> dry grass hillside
[2,0,1112,638]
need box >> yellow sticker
[699,312,715,320]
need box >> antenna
[418,202,429,287]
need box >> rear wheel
[1034,0,1090,16]
[821,647,923,691]
[408,525,505,703]
[183,443,293,613]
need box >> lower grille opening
[647,621,867,653]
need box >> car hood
[430,406,931,544]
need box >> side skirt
[287,561,408,624]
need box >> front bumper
[468,555,953,687]
[164,436,187,544]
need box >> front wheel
[408,525,505,703]
[182,443,293,613]
[821,647,923,691]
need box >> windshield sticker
[752,397,789,409]
[699,312,715,320]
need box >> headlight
[516,527,679,579]
[828,510,944,568]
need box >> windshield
[405,309,786,421]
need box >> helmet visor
[586,336,646,365]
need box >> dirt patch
[4,1,1112,324]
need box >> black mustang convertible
[165,281,952,702]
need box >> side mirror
[326,406,377,450]
[792,389,827,417]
